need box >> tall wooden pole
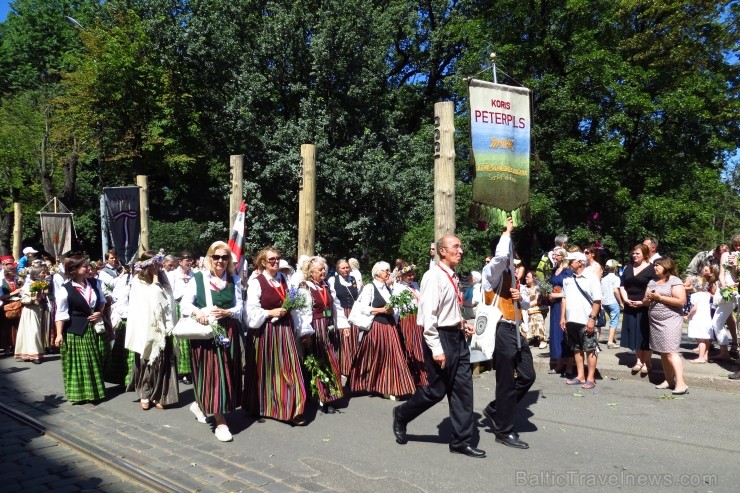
[12,202,22,260]
[229,155,244,229]
[433,102,456,242]
[137,175,150,254]
[297,144,316,258]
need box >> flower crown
[134,254,164,272]
[399,264,416,275]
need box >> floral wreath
[134,254,164,272]
[399,264,417,275]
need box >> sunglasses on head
[212,254,230,262]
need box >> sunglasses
[211,254,230,262]
[266,257,281,264]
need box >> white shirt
[562,270,602,325]
[481,234,530,311]
[55,279,106,322]
[601,273,621,305]
[170,267,194,301]
[245,272,311,337]
[418,263,463,357]
[180,270,243,321]
[648,253,662,264]
[328,274,359,329]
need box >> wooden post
[297,144,316,258]
[433,102,456,242]
[12,202,22,260]
[229,155,244,229]
[137,175,149,254]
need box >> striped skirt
[338,307,360,376]
[106,321,133,385]
[349,319,415,396]
[61,324,107,403]
[190,318,243,415]
[398,314,428,387]
[129,336,179,406]
[310,317,344,403]
[243,320,306,422]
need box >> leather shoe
[449,445,486,458]
[322,403,336,414]
[392,407,408,445]
[482,404,496,427]
[495,432,529,449]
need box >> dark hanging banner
[103,186,140,264]
[39,213,73,260]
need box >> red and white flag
[228,200,246,264]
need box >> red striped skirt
[189,317,242,415]
[339,307,359,376]
[349,319,415,396]
[398,314,428,387]
[310,317,344,403]
[243,320,306,422]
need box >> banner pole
[490,52,497,84]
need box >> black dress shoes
[495,432,529,449]
[322,404,337,414]
[449,445,486,458]
[392,407,408,444]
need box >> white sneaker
[214,425,233,442]
[189,402,208,424]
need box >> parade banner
[103,186,140,264]
[39,213,73,259]
[468,79,531,225]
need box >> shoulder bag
[173,273,215,339]
[3,300,23,319]
[572,275,606,327]
[470,281,503,359]
[348,286,374,331]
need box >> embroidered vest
[333,274,358,309]
[193,271,236,309]
[484,270,523,321]
[372,284,395,325]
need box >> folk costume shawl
[125,277,178,363]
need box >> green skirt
[61,323,107,403]
[176,337,192,375]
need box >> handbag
[173,316,214,339]
[173,274,217,339]
[572,275,606,327]
[2,300,22,319]
[348,300,374,331]
[470,282,503,359]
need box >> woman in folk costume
[393,262,428,387]
[328,258,360,377]
[124,252,179,410]
[244,246,310,426]
[170,251,196,385]
[180,241,244,442]
[349,261,415,398]
[299,257,344,414]
[1,264,22,355]
[15,266,48,363]
[53,255,108,403]
[108,264,135,386]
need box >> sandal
[641,365,650,375]
[581,381,595,390]
[565,378,585,385]
[631,363,644,373]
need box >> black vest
[63,281,101,336]
[372,284,395,325]
[333,274,359,309]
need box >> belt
[498,319,517,326]
[437,324,462,331]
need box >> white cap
[565,252,587,263]
[279,259,295,275]
[23,247,38,255]
[470,271,482,283]
[605,259,621,268]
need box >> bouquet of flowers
[387,289,417,317]
[30,280,49,294]
[720,285,738,303]
[536,280,553,305]
[209,320,231,349]
[303,354,342,399]
[272,286,309,322]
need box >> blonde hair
[203,241,235,275]
[553,247,569,269]
[302,256,326,281]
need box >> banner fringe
[469,202,529,228]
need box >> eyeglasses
[583,250,591,254]
[211,254,230,262]
[266,257,281,264]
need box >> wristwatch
[588,315,597,320]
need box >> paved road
[1,349,739,493]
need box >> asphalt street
[1,347,739,493]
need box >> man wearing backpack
[535,234,568,281]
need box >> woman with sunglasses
[349,261,415,399]
[181,241,243,441]
[53,254,108,403]
[244,246,309,426]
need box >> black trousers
[488,321,536,435]
[395,327,473,448]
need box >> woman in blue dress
[547,248,574,375]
